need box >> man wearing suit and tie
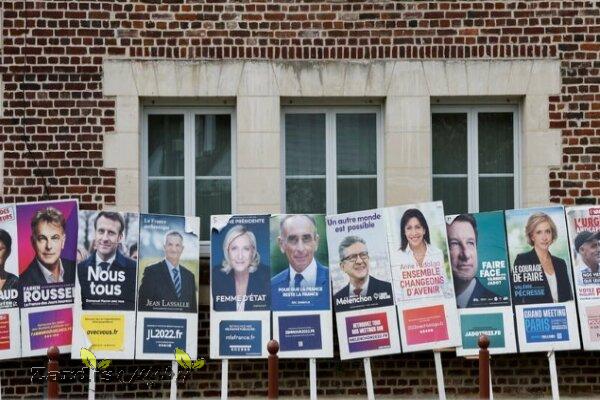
[333,236,394,312]
[77,212,137,311]
[138,231,197,313]
[20,207,76,289]
[271,215,330,310]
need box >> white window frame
[281,106,384,214]
[431,104,521,213]
[141,106,237,252]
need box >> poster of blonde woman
[506,206,579,352]
[386,201,460,352]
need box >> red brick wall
[1,1,599,397]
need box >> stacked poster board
[72,211,139,360]
[210,215,271,358]
[0,204,21,359]
[565,205,600,350]
[446,211,517,356]
[506,206,580,352]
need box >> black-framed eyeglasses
[341,251,369,264]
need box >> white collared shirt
[37,259,65,284]
[95,253,116,270]
[349,276,370,298]
[455,278,477,308]
[288,258,317,289]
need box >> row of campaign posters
[0,199,200,361]
[210,203,600,361]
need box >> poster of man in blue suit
[270,214,330,311]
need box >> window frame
[280,106,384,214]
[141,106,237,251]
[430,104,521,213]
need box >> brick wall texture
[0,0,599,398]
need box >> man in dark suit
[333,236,394,312]
[20,207,76,288]
[271,215,330,310]
[77,212,137,311]
[447,214,501,308]
[138,231,197,313]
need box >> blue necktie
[99,262,110,271]
[172,268,182,298]
[294,273,304,289]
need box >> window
[142,108,235,242]
[282,107,383,214]
[431,105,520,215]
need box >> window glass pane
[195,115,231,176]
[148,114,184,176]
[479,177,514,212]
[336,113,377,175]
[433,177,468,215]
[285,114,326,175]
[432,113,467,174]
[337,178,377,214]
[196,179,231,241]
[478,113,514,174]
[148,179,185,215]
[286,178,326,214]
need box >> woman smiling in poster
[0,229,18,291]
[512,212,573,305]
[397,209,444,269]
[212,225,269,312]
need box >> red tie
[353,287,362,296]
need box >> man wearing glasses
[334,235,393,312]
[271,214,330,310]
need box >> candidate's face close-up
[164,235,184,264]
[579,240,600,267]
[448,221,478,283]
[405,217,425,249]
[341,242,370,281]
[279,216,318,273]
[94,216,123,260]
[531,221,553,251]
[228,233,254,273]
[32,221,65,268]
[0,241,7,266]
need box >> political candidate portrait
[271,214,330,310]
[574,230,600,284]
[512,212,573,305]
[212,224,269,311]
[138,230,197,313]
[20,207,75,287]
[0,229,18,292]
[447,214,501,308]
[333,235,393,312]
[77,212,137,310]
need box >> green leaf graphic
[80,348,97,370]
[192,359,205,370]
[175,348,192,369]
[98,359,112,370]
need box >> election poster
[270,214,332,358]
[0,204,21,360]
[72,211,139,360]
[445,211,516,356]
[16,199,78,357]
[210,215,270,359]
[565,205,600,350]
[326,209,400,360]
[135,214,200,360]
[386,201,460,352]
[506,206,580,352]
